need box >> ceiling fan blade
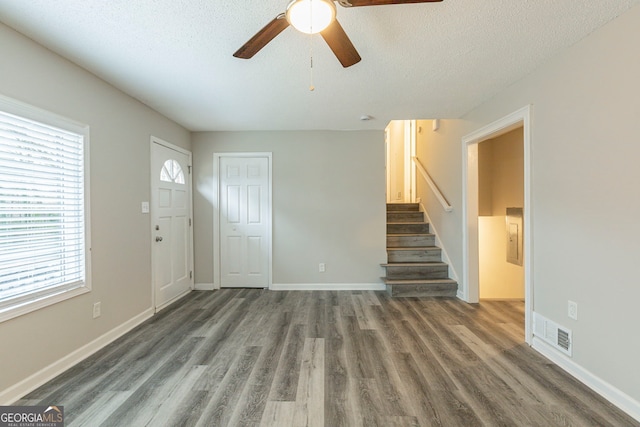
[233,14,289,59]
[339,0,442,7]
[320,20,361,68]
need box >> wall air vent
[557,328,571,352]
[533,312,572,357]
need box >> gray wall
[417,4,640,403]
[192,131,387,286]
[0,23,190,395]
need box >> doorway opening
[385,120,416,203]
[478,128,524,300]
[462,106,533,344]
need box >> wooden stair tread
[387,222,427,225]
[386,246,440,251]
[387,233,434,237]
[381,262,447,267]
[382,278,457,285]
[387,203,419,210]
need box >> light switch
[141,202,150,214]
[568,301,578,320]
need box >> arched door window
[160,159,185,184]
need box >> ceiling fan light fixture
[286,0,336,34]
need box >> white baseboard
[195,282,215,291]
[532,337,640,422]
[0,308,154,405]
[270,283,386,291]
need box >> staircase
[382,203,458,297]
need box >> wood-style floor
[18,290,637,426]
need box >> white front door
[216,155,271,288]
[151,139,193,310]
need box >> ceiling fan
[233,0,443,68]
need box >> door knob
[156,236,163,242]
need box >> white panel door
[219,156,270,288]
[151,141,193,309]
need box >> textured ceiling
[0,1,638,131]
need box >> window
[0,96,90,322]
[160,159,185,184]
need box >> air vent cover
[533,312,572,357]
[557,328,571,351]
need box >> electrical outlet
[319,263,326,273]
[568,300,578,320]
[93,302,101,319]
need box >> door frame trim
[150,136,194,312]
[461,105,533,344]
[405,120,417,202]
[213,152,273,290]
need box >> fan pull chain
[309,34,315,91]
[309,2,315,91]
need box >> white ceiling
[0,1,638,131]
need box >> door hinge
[188,165,192,174]
[189,218,192,226]
[190,271,193,279]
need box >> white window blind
[0,107,88,314]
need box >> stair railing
[412,156,453,212]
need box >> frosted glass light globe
[286,0,336,34]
